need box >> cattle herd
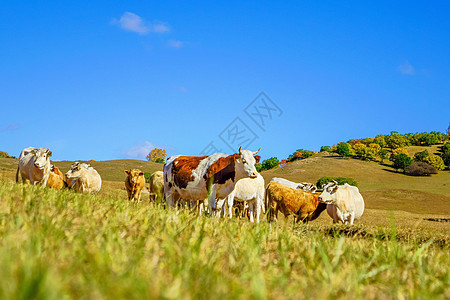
[15,146,365,224]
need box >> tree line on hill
[255,131,450,176]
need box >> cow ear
[332,185,338,193]
[124,170,130,175]
[139,172,144,176]
[47,150,52,157]
[254,155,261,164]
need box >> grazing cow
[221,173,265,223]
[65,162,102,193]
[318,181,365,224]
[124,169,146,201]
[164,147,261,213]
[46,165,65,190]
[265,182,323,223]
[16,147,52,186]
[149,171,164,203]
[270,177,317,192]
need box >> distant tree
[361,138,374,146]
[0,151,12,158]
[390,148,409,162]
[320,146,331,152]
[386,131,409,149]
[373,135,387,148]
[366,143,381,160]
[260,157,279,171]
[352,143,367,159]
[379,148,389,163]
[316,176,358,189]
[421,132,440,146]
[424,155,445,171]
[413,150,429,162]
[287,149,315,162]
[146,148,167,163]
[393,153,412,173]
[336,142,351,157]
[442,151,450,167]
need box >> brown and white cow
[16,147,52,186]
[164,147,261,213]
[148,171,164,203]
[265,182,326,223]
[46,165,65,190]
[124,169,146,201]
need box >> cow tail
[15,166,20,183]
[265,185,270,221]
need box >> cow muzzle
[34,163,44,170]
[249,172,258,178]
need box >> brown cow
[46,165,65,190]
[149,171,164,203]
[124,169,146,201]
[265,182,325,223]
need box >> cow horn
[332,179,338,185]
[253,148,261,155]
[238,146,242,155]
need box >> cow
[220,173,265,223]
[124,169,146,201]
[164,147,261,214]
[265,182,323,223]
[270,177,317,192]
[16,147,52,186]
[65,162,102,193]
[46,165,65,190]
[148,171,164,203]
[318,181,365,225]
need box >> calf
[16,147,52,186]
[265,182,322,223]
[149,171,164,203]
[46,165,65,190]
[125,169,146,201]
[318,181,365,224]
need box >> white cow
[318,181,364,224]
[270,177,317,192]
[218,173,265,223]
[16,147,52,186]
[65,162,102,193]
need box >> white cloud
[168,39,183,48]
[122,141,154,159]
[397,61,415,75]
[112,12,170,35]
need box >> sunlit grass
[0,180,448,299]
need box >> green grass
[0,180,448,299]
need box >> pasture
[0,148,449,298]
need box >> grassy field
[0,148,449,298]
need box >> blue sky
[1,1,449,161]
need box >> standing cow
[148,171,164,203]
[46,165,65,190]
[16,147,52,186]
[65,162,102,193]
[125,169,146,201]
[265,182,323,223]
[319,181,365,224]
[164,147,261,214]
[220,173,265,223]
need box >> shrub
[352,143,367,159]
[393,154,412,172]
[361,138,374,146]
[316,176,358,189]
[421,132,440,146]
[379,149,390,163]
[336,142,351,157]
[320,146,331,152]
[442,142,450,153]
[405,162,437,176]
[0,151,11,158]
[367,143,381,160]
[287,149,315,162]
[424,155,445,171]
[144,172,152,183]
[442,151,450,167]
[413,150,429,162]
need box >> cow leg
[248,200,255,223]
[255,198,262,223]
[227,195,234,219]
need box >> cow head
[234,147,261,179]
[125,169,144,185]
[33,148,52,169]
[65,162,88,179]
[318,180,339,204]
